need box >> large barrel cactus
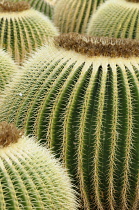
[87,0,139,40]
[9,0,56,19]
[0,121,77,209]
[0,1,58,64]
[0,49,17,93]
[53,0,105,34]
[0,33,139,209]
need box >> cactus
[0,1,58,64]
[53,0,105,34]
[0,49,17,93]
[9,0,57,19]
[87,0,139,39]
[0,121,78,209]
[0,33,139,209]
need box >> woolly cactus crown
[55,33,139,58]
[8,0,56,19]
[0,33,139,209]
[0,121,78,209]
[87,0,139,39]
[0,122,22,148]
[53,0,105,34]
[0,1,30,11]
[0,0,58,64]
[0,48,17,93]
[126,0,139,2]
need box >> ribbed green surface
[0,136,77,209]
[0,9,58,64]
[9,0,55,19]
[87,0,139,39]
[0,49,17,93]
[0,45,139,209]
[54,0,105,34]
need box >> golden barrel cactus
[0,121,78,209]
[0,1,58,64]
[87,0,139,40]
[0,33,139,209]
[54,0,105,34]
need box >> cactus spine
[0,121,77,209]
[0,33,139,209]
[0,1,58,64]
[54,0,105,34]
[0,49,17,93]
[87,0,139,39]
[9,0,56,19]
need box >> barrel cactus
[0,121,78,209]
[0,1,58,64]
[87,0,139,39]
[9,0,57,19]
[0,33,139,209]
[53,0,105,34]
[0,49,17,93]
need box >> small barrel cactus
[9,0,57,19]
[87,0,139,39]
[0,121,77,209]
[0,1,58,64]
[0,49,17,93]
[0,33,139,209]
[53,0,105,34]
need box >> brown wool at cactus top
[55,33,139,58]
[0,1,30,12]
[0,122,22,147]
[126,0,139,2]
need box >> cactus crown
[0,1,30,12]
[126,0,139,2]
[0,122,22,147]
[55,33,139,58]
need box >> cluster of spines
[87,0,139,40]
[54,0,105,34]
[0,34,139,209]
[0,1,58,64]
[0,49,17,93]
[0,122,78,209]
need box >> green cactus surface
[0,33,139,209]
[9,0,56,19]
[0,49,17,93]
[0,1,58,64]
[0,121,77,209]
[53,0,105,34]
[87,0,139,39]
